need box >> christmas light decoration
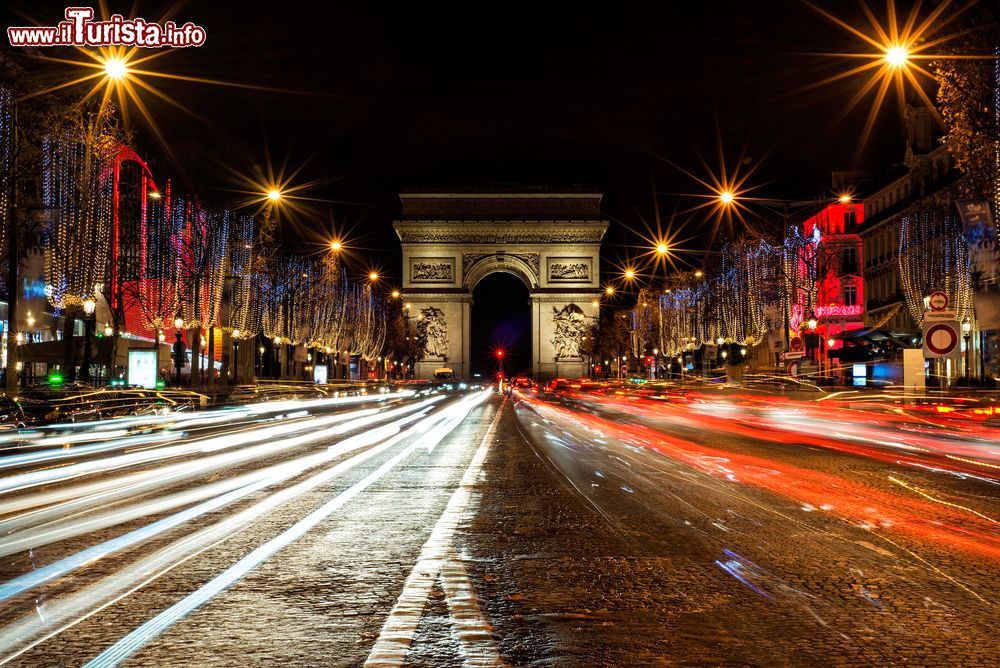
[899,206,974,325]
[42,128,116,312]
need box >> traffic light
[496,349,504,358]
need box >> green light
[49,372,64,386]
[155,379,165,390]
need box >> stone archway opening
[471,271,531,380]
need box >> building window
[844,285,857,306]
[844,209,857,232]
[841,247,857,274]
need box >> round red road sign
[928,291,949,311]
[924,323,958,356]
[789,336,803,352]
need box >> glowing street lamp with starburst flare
[805,0,987,154]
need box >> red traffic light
[496,349,504,358]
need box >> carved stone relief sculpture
[411,260,453,282]
[551,303,586,359]
[418,306,448,358]
[549,262,589,281]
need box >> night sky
[4,1,918,370]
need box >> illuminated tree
[898,204,974,326]
[41,106,127,379]
[932,5,999,214]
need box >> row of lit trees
[0,78,391,387]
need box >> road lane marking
[365,398,504,668]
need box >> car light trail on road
[81,390,490,668]
[517,394,1000,562]
[0,390,489,665]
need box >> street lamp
[103,57,128,80]
[25,311,35,328]
[330,239,342,252]
[174,312,184,330]
[391,290,400,299]
[884,45,910,68]
[104,322,113,337]
[962,318,972,384]
[605,286,615,295]
[232,329,241,384]
[656,243,669,255]
[267,189,282,202]
[80,297,97,382]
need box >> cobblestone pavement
[1,388,998,666]
[441,391,1000,666]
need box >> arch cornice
[463,255,538,292]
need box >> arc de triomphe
[396,190,608,381]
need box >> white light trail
[0,399,440,551]
[0,395,415,497]
[82,390,488,668]
[0,395,462,663]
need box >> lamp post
[80,297,96,382]
[806,312,820,381]
[173,311,185,385]
[962,318,972,385]
[172,331,186,386]
[232,329,241,384]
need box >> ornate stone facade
[395,191,607,380]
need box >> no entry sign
[922,321,959,358]
[789,336,803,352]
[928,291,949,311]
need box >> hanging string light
[42,128,116,311]
[899,205,974,325]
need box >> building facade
[861,104,956,332]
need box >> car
[0,395,27,429]
[513,376,532,389]
[547,378,572,392]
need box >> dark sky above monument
[5,1,912,283]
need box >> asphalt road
[0,387,998,666]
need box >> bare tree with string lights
[42,105,127,380]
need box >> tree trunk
[61,310,78,381]
[207,326,215,389]
[189,325,201,388]
[4,198,18,393]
